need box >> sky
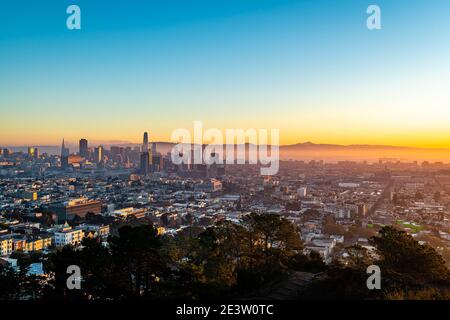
[1,0,450,147]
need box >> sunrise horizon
[4,138,450,150]
[2,0,450,150]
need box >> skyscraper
[2,148,10,158]
[140,152,149,175]
[28,147,39,159]
[79,139,88,159]
[142,132,149,153]
[140,132,152,174]
[61,139,70,170]
[149,146,153,167]
[94,146,104,164]
[61,139,69,157]
[111,146,125,164]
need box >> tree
[342,245,373,271]
[202,221,251,286]
[78,237,115,299]
[289,251,327,273]
[160,226,208,299]
[43,245,84,300]
[369,226,450,284]
[108,224,165,298]
[85,212,97,222]
[242,213,304,276]
[297,265,380,300]
[162,222,249,299]
[323,215,345,235]
[160,213,307,298]
[39,212,55,226]
[0,264,21,299]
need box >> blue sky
[1,0,450,147]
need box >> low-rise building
[0,234,13,256]
[54,225,84,248]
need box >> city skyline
[5,137,450,150]
[1,0,450,148]
[4,134,450,164]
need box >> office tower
[28,147,39,159]
[110,146,120,157]
[61,139,70,169]
[79,139,88,158]
[148,142,153,166]
[140,132,152,174]
[110,146,125,164]
[28,147,33,158]
[124,147,132,161]
[61,139,70,157]
[140,152,149,175]
[152,154,164,172]
[142,132,149,152]
[61,156,69,169]
[94,146,104,164]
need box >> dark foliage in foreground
[298,227,450,300]
[1,216,449,300]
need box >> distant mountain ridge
[5,141,450,162]
[282,142,449,151]
[6,141,449,150]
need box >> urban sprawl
[1,133,449,280]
